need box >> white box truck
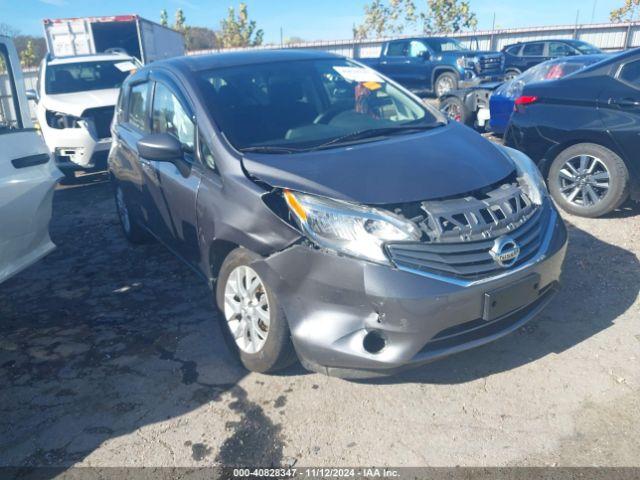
[43,15,185,64]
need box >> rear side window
[128,82,150,132]
[152,82,195,152]
[0,44,22,132]
[522,43,545,56]
[386,41,407,56]
[619,60,640,87]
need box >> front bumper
[41,124,111,170]
[252,207,567,378]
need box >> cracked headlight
[283,190,421,264]
[501,145,548,205]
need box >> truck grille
[387,181,549,280]
[83,106,115,140]
[478,55,503,75]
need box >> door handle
[609,98,640,108]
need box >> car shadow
[601,198,640,219]
[355,218,640,385]
[0,177,287,470]
[0,176,637,469]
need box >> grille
[387,182,549,280]
[83,106,115,140]
[478,55,503,75]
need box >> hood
[242,122,515,205]
[42,88,119,117]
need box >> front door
[149,77,201,265]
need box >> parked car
[27,52,140,177]
[506,48,640,217]
[502,39,602,80]
[109,50,567,378]
[0,36,61,284]
[43,15,185,64]
[439,54,607,133]
[360,37,504,97]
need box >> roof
[159,49,341,72]
[48,53,135,65]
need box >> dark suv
[109,50,567,378]
[502,39,602,80]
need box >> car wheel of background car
[434,72,458,97]
[113,183,153,244]
[440,96,473,126]
[216,248,297,373]
[548,143,630,218]
[504,69,521,81]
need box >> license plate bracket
[483,274,541,321]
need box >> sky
[0,0,629,43]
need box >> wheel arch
[431,67,460,89]
[207,239,239,286]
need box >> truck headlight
[283,190,421,264]
[501,146,548,205]
[46,110,82,129]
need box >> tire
[440,96,473,126]
[548,143,630,218]
[215,248,297,373]
[434,72,458,97]
[113,181,153,244]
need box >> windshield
[45,59,135,95]
[428,38,469,53]
[572,41,602,54]
[197,58,443,152]
[494,55,605,99]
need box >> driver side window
[408,41,428,58]
[152,82,195,152]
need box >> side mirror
[137,133,183,162]
[26,89,38,102]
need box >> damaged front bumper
[252,207,567,378]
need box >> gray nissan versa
[108,50,568,378]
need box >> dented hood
[241,122,515,205]
[42,88,119,117]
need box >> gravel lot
[1,168,639,468]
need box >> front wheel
[434,72,458,97]
[548,143,629,218]
[504,69,521,81]
[440,96,473,126]
[216,248,297,373]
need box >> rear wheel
[113,182,153,244]
[548,143,629,218]
[434,72,458,97]
[440,96,473,126]
[216,248,297,373]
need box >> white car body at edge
[0,35,62,284]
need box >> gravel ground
[0,169,639,468]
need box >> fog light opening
[363,330,386,354]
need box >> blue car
[440,54,607,134]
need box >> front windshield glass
[45,60,135,95]
[428,38,468,53]
[572,41,601,54]
[197,58,443,152]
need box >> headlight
[45,110,82,129]
[500,146,547,205]
[283,190,421,264]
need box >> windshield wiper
[308,124,442,151]
[240,145,306,154]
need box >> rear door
[0,37,61,283]
[598,57,640,183]
[149,73,201,265]
[521,42,547,70]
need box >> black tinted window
[506,45,522,56]
[386,41,407,56]
[549,42,574,57]
[128,82,149,132]
[619,60,640,86]
[522,43,545,56]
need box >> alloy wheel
[224,265,270,354]
[436,76,455,97]
[442,102,462,122]
[557,154,610,207]
[116,186,131,234]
